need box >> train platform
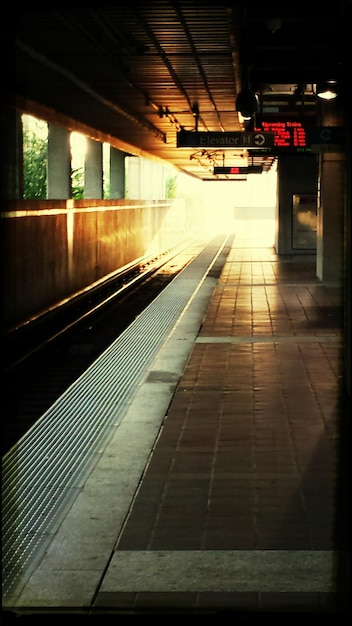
[2,228,348,617]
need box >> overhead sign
[177,125,345,154]
[177,130,275,148]
[254,118,308,148]
[255,117,345,153]
[213,166,262,175]
[306,126,345,152]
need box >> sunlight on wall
[23,115,88,171]
[176,167,277,247]
[70,132,87,170]
[22,113,277,248]
[22,114,48,139]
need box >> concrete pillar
[316,99,346,284]
[344,105,351,400]
[141,159,154,199]
[316,154,345,283]
[110,147,126,199]
[47,124,71,199]
[142,160,167,200]
[126,156,142,199]
[127,157,166,200]
[150,162,166,200]
[84,138,103,199]
[1,105,23,200]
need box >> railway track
[2,234,233,604]
[2,241,198,456]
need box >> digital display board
[177,124,344,156]
[254,118,308,148]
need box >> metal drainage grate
[2,233,232,600]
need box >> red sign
[213,166,262,175]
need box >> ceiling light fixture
[191,102,200,131]
[236,88,260,120]
[315,80,338,100]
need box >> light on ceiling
[236,88,259,120]
[316,80,338,100]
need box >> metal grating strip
[2,234,231,599]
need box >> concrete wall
[2,199,187,330]
[316,155,345,283]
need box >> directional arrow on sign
[254,134,265,146]
[306,126,345,153]
[306,126,345,144]
[320,128,333,142]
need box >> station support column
[84,138,103,199]
[1,105,23,201]
[47,124,71,200]
[110,147,126,199]
[316,98,346,284]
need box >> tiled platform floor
[93,239,347,614]
[4,231,349,617]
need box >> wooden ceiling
[6,2,349,181]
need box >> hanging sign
[213,166,263,174]
[177,130,275,148]
[254,119,308,147]
[306,127,345,152]
[255,117,345,152]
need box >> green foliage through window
[23,131,47,199]
[166,175,177,199]
[72,167,84,199]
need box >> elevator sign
[177,130,275,148]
